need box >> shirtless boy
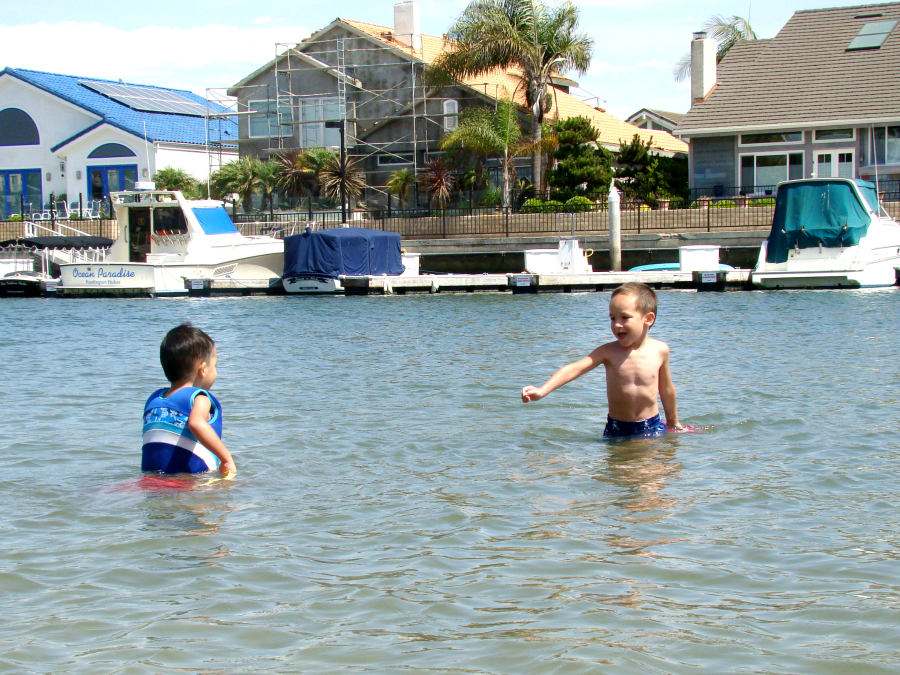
[521,282,683,437]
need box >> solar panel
[79,80,210,116]
[847,19,898,51]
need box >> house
[677,2,900,196]
[0,68,237,218]
[626,109,685,136]
[228,1,687,206]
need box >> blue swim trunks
[603,413,668,438]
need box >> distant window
[377,153,414,166]
[0,108,40,146]
[299,97,341,148]
[740,152,803,190]
[248,99,293,139]
[868,126,900,165]
[815,129,854,141]
[88,143,137,158]
[847,19,898,50]
[443,99,458,132]
[740,132,802,145]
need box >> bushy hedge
[565,196,594,212]
[710,199,737,208]
[520,198,565,214]
[750,197,776,207]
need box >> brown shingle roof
[341,18,688,154]
[679,2,900,135]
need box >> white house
[0,68,237,218]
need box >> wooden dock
[341,270,752,295]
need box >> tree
[152,166,197,193]
[546,116,612,201]
[210,156,260,213]
[275,149,319,207]
[427,0,593,195]
[418,158,456,209]
[439,99,523,207]
[673,15,757,82]
[614,134,686,206]
[387,168,415,209]
[255,160,280,212]
[317,154,366,207]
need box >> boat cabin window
[153,207,187,235]
[128,208,151,262]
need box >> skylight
[847,19,898,50]
[79,81,209,116]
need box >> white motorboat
[282,226,419,294]
[58,186,284,296]
[751,178,900,289]
[0,234,111,297]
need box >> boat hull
[59,252,284,296]
[282,276,343,294]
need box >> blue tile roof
[2,68,238,147]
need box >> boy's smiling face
[609,293,655,347]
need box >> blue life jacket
[142,387,223,473]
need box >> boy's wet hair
[160,323,215,383]
[611,282,658,316]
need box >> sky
[0,0,882,121]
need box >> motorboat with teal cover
[58,188,283,295]
[751,178,900,288]
[282,227,416,293]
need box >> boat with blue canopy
[282,227,419,294]
[751,178,900,288]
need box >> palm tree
[210,156,260,213]
[255,160,280,212]
[419,158,456,209]
[275,149,318,207]
[387,168,415,210]
[152,167,197,193]
[427,0,593,194]
[317,154,366,207]
[673,15,757,82]
[439,99,523,207]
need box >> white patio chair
[55,201,70,220]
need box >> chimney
[691,31,717,103]
[394,2,421,50]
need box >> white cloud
[251,16,272,25]
[637,59,668,69]
[0,21,310,89]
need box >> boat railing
[237,220,314,239]
[24,219,95,238]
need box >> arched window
[88,143,137,159]
[0,108,40,146]
[443,99,458,132]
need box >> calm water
[1,289,900,674]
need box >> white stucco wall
[0,76,99,207]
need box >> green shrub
[750,197,776,207]
[565,195,594,212]
[710,199,737,208]
[479,187,502,207]
[7,215,23,222]
[519,198,544,213]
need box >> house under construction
[225,1,688,208]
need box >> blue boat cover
[192,206,239,235]
[283,227,405,279]
[765,179,874,264]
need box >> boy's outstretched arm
[522,347,605,402]
[188,394,237,475]
[657,347,683,430]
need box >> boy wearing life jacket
[521,282,683,438]
[142,323,236,474]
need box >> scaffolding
[211,31,507,206]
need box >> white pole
[608,179,622,271]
